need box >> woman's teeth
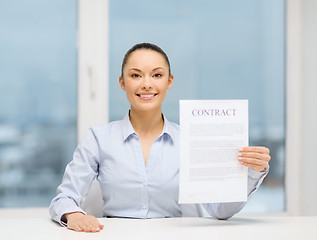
[140,94,155,98]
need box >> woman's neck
[129,108,164,137]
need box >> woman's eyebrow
[128,68,142,72]
[152,67,165,71]
[128,67,165,72]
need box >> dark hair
[121,43,171,77]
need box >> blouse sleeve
[49,128,100,225]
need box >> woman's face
[119,49,173,113]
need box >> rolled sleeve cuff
[248,165,269,179]
[50,197,87,227]
[247,165,269,197]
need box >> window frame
[285,0,301,215]
[77,0,109,142]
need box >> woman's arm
[49,128,103,232]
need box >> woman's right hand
[65,212,104,232]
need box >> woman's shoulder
[81,119,126,144]
[89,119,124,135]
[78,119,127,151]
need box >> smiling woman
[49,42,270,232]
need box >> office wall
[301,0,317,215]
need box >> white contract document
[178,100,248,204]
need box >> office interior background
[0,0,316,216]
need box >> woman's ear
[167,74,174,89]
[119,76,126,91]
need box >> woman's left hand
[238,146,271,172]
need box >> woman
[49,43,271,232]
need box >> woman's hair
[121,43,171,77]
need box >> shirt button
[143,181,147,186]
[142,205,147,209]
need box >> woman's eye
[153,73,162,78]
[131,74,140,78]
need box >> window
[0,0,286,213]
[109,0,285,213]
[0,0,77,207]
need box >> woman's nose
[141,76,153,90]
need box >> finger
[238,152,271,162]
[84,220,102,232]
[67,224,83,232]
[86,216,102,231]
[82,223,100,232]
[240,146,270,154]
[90,224,102,232]
[239,160,267,172]
[238,157,268,167]
[81,226,95,232]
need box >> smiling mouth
[136,93,158,100]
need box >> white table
[1,215,317,240]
